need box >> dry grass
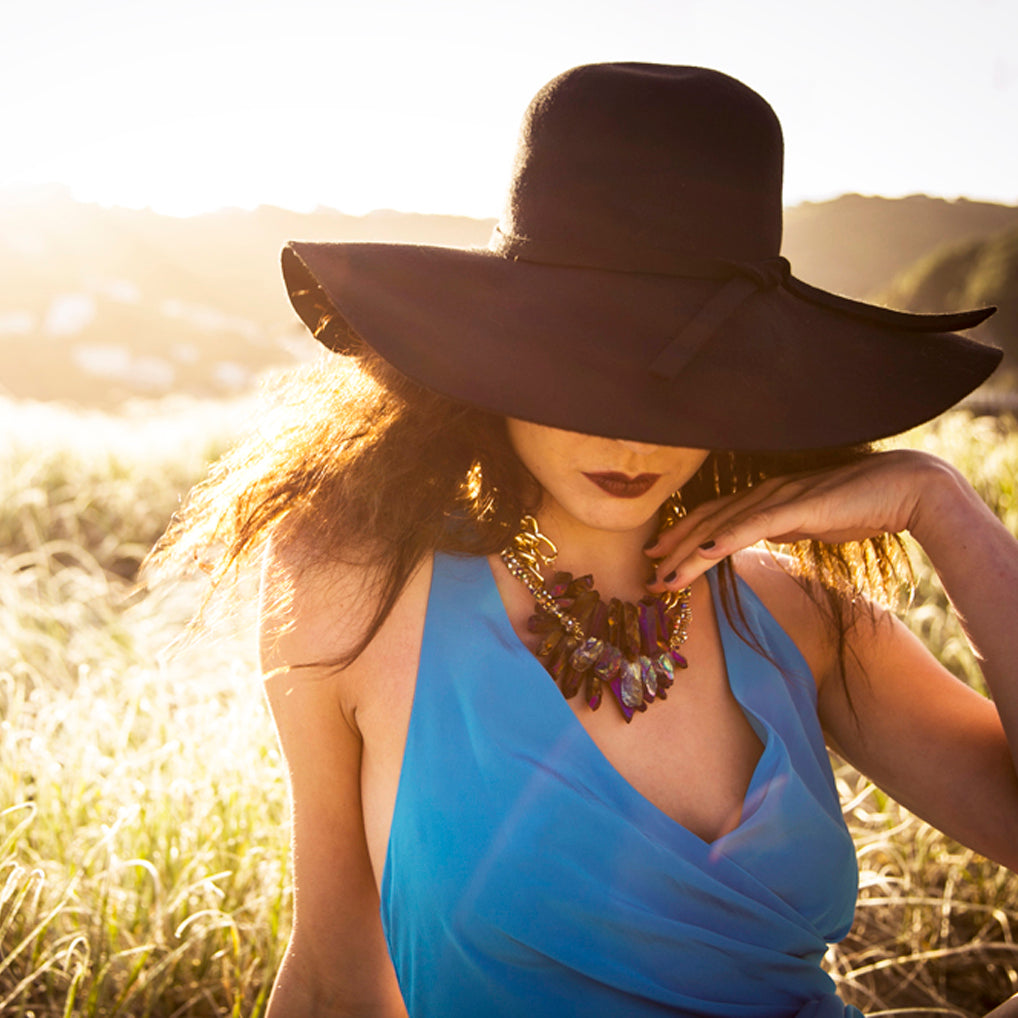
[0,397,1016,1014]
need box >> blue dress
[381,553,863,1017]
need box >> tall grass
[829,413,1018,1014]
[1,396,287,1016]
[1,396,1016,1015]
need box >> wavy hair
[148,340,911,680]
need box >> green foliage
[1,400,1017,1014]
[781,194,1018,301]
[881,227,1018,384]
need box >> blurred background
[2,1,1017,1015]
[1,0,1016,407]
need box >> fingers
[645,476,806,585]
[647,489,804,591]
[645,464,891,592]
[646,476,789,556]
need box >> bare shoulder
[259,524,433,724]
[258,524,424,1015]
[259,525,387,677]
[728,547,838,689]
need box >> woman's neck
[530,504,659,603]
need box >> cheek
[676,449,711,481]
[654,449,710,492]
[518,455,579,507]
[506,420,576,479]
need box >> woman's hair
[148,341,911,682]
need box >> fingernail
[663,570,677,583]
[699,540,715,550]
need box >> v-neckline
[481,555,777,850]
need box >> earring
[710,452,722,498]
[660,490,687,530]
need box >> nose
[617,439,660,455]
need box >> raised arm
[904,454,1018,777]
[260,539,408,1018]
[647,450,1018,870]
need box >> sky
[1,0,1015,219]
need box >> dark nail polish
[664,570,677,583]
[699,540,715,550]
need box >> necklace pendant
[640,656,658,701]
[559,661,585,699]
[545,637,576,682]
[621,602,642,658]
[638,601,663,650]
[619,658,645,713]
[653,652,676,692]
[538,627,567,658]
[501,515,693,721]
[593,643,623,682]
[569,636,604,672]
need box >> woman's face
[506,418,709,536]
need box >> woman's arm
[819,456,1018,868]
[260,540,408,1018]
[905,455,1018,776]
[647,450,1018,869]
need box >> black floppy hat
[282,62,1000,451]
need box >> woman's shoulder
[729,548,839,690]
[259,523,434,722]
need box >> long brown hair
[147,341,910,676]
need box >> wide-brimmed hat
[281,62,1000,451]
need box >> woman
[157,64,1018,1015]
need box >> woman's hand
[645,449,953,592]
[644,446,1018,870]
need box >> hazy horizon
[3,180,1016,224]
[2,0,1016,220]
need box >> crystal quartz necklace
[500,511,692,722]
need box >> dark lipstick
[583,472,660,498]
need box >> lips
[583,472,661,498]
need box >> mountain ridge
[2,190,1014,407]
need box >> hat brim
[282,241,1001,452]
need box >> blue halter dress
[381,553,863,1017]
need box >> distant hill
[879,226,1018,387]
[1,187,1014,407]
[0,187,496,406]
[782,193,1018,300]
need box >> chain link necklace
[500,513,692,722]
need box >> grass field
[1,395,1016,1016]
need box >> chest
[375,557,860,1015]
[531,561,766,845]
[355,556,766,888]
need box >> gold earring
[660,490,687,530]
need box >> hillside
[0,187,495,406]
[782,193,1018,299]
[880,226,1018,385]
[1,188,1014,407]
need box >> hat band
[492,226,794,381]
[648,275,763,381]
[490,224,790,284]
[490,226,997,380]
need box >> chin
[562,496,663,534]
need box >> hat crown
[499,63,784,264]
[283,62,999,453]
